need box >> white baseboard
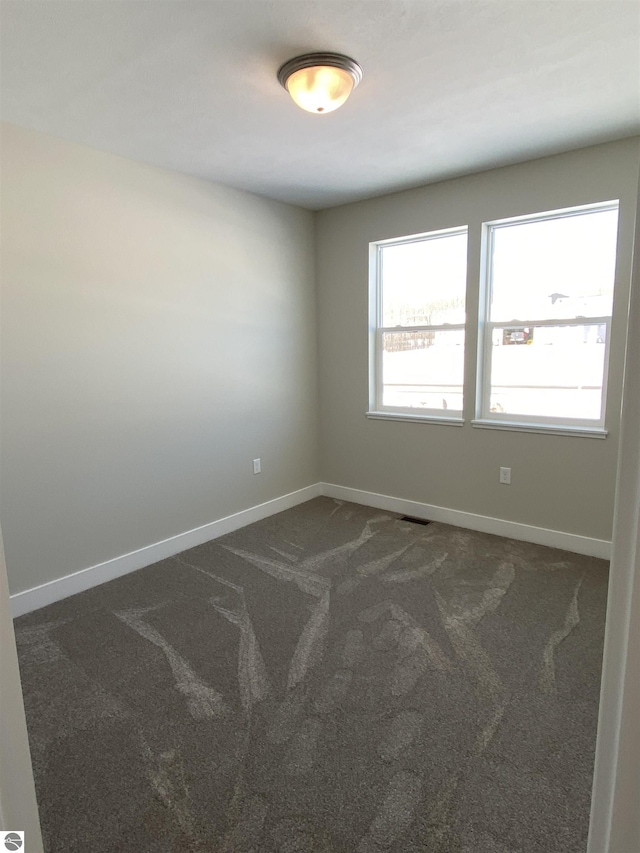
[10,483,323,618]
[320,483,611,560]
[11,479,610,617]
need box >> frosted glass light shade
[286,65,354,114]
[278,53,363,114]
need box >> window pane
[490,207,619,323]
[381,329,464,413]
[488,324,606,420]
[381,232,467,327]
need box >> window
[369,227,468,422]
[476,202,619,433]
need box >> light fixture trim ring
[277,52,363,91]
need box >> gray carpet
[15,497,608,853]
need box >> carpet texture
[15,497,608,852]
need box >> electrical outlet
[253,458,261,475]
[499,466,511,485]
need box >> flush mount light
[277,52,363,114]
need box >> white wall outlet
[253,458,261,475]
[499,466,512,485]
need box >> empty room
[1,2,639,852]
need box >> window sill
[366,411,465,426]
[471,419,608,439]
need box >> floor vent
[400,515,432,526]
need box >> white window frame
[474,201,619,436]
[368,226,468,425]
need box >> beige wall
[2,127,638,597]
[316,139,640,541]
[0,123,319,594]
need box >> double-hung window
[369,227,468,421]
[476,202,619,433]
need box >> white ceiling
[1,1,639,209]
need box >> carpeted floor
[15,497,609,852]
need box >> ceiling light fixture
[277,52,363,114]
